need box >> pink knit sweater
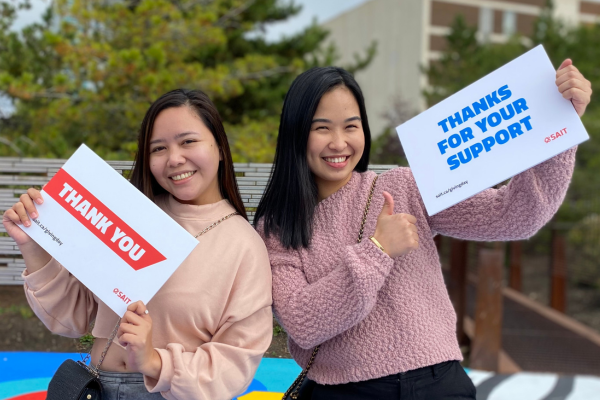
[258,148,576,385]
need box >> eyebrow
[311,116,362,124]
[149,131,199,145]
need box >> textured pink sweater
[258,148,576,385]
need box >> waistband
[397,360,456,379]
[343,360,458,383]
[98,370,145,384]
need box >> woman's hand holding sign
[372,191,419,258]
[2,188,51,273]
[118,301,162,380]
[556,59,592,117]
[3,188,44,246]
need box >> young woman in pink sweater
[3,89,273,400]
[255,61,591,399]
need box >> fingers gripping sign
[117,301,162,379]
[2,187,45,246]
[556,59,593,117]
[371,191,419,259]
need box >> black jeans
[310,361,476,400]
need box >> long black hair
[129,89,248,220]
[254,67,371,249]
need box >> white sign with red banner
[22,144,198,316]
[396,45,589,216]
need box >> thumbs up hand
[371,191,419,258]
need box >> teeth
[324,157,347,163]
[171,171,195,181]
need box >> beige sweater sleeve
[144,233,273,400]
[22,258,97,338]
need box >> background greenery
[1,1,598,224]
[372,5,600,224]
[371,2,600,289]
[0,0,599,326]
[0,0,374,161]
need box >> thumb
[558,59,572,71]
[379,191,394,217]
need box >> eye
[315,126,328,131]
[182,139,197,145]
[346,124,358,130]
[150,146,166,153]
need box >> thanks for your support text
[32,218,63,246]
[436,181,468,199]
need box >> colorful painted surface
[1,353,600,399]
[0,352,300,400]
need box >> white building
[322,0,600,136]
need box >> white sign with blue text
[396,45,588,216]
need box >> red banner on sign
[44,169,166,270]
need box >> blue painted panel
[0,352,80,383]
[0,378,50,399]
[252,358,302,392]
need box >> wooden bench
[0,157,397,285]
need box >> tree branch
[216,0,255,26]
[0,135,23,156]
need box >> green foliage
[0,0,374,162]
[370,128,407,166]
[273,324,284,336]
[0,304,34,318]
[79,333,95,348]
[423,6,600,223]
[226,116,278,163]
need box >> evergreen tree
[0,0,375,161]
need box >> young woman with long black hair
[4,89,273,400]
[255,62,591,399]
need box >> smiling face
[307,86,365,200]
[149,106,223,205]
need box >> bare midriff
[90,338,132,372]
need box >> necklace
[193,212,239,238]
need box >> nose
[167,148,185,167]
[329,130,347,152]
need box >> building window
[479,7,493,39]
[503,11,517,36]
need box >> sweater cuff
[22,258,63,291]
[356,239,394,278]
[144,347,173,393]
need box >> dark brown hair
[130,89,247,220]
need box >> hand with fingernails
[2,188,53,273]
[2,188,45,247]
[117,301,161,379]
[556,59,592,117]
[371,191,419,258]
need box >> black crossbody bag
[46,320,120,400]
